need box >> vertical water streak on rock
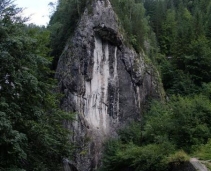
[114,47,118,79]
[136,86,141,108]
[84,36,110,135]
[101,41,109,131]
[114,47,119,123]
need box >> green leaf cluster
[195,139,211,160]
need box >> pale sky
[15,0,57,26]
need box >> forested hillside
[1,0,211,170]
[145,0,211,95]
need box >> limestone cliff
[55,0,163,170]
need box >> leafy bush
[195,139,211,160]
[118,121,142,145]
[166,150,190,165]
[100,141,174,171]
[99,139,124,171]
[129,143,174,171]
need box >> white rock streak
[84,36,110,134]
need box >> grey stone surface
[56,0,163,170]
[190,158,209,171]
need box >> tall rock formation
[56,0,163,170]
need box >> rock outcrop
[56,0,163,170]
[169,158,210,171]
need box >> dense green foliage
[144,93,211,150]
[110,0,151,52]
[145,0,211,94]
[100,140,173,171]
[195,139,211,160]
[0,0,73,170]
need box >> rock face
[56,0,163,170]
[169,158,209,171]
